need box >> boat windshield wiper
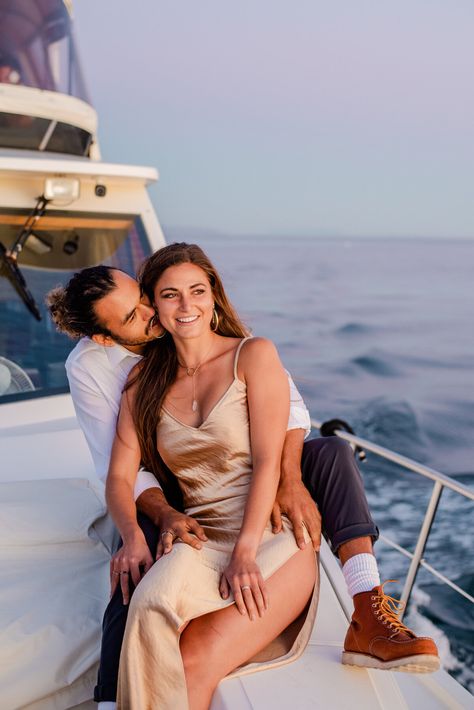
[0,196,50,322]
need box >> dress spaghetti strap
[233,336,253,380]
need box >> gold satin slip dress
[117,338,319,709]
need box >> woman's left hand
[219,552,269,620]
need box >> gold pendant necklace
[178,341,214,412]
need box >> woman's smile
[176,315,200,325]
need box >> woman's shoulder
[242,335,277,350]
[238,336,279,366]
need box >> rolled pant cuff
[330,523,379,554]
[94,683,117,703]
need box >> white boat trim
[0,155,158,185]
[0,84,98,135]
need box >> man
[47,260,438,708]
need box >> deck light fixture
[44,177,80,204]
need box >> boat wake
[407,580,474,694]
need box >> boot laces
[371,580,413,635]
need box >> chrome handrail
[310,418,474,615]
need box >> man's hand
[155,506,208,559]
[110,531,154,604]
[135,487,208,559]
[271,478,321,552]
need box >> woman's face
[153,262,214,339]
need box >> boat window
[45,122,92,156]
[0,209,150,403]
[0,0,89,101]
[0,114,92,156]
[0,114,51,151]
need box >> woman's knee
[180,626,221,688]
[270,544,316,615]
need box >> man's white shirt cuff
[287,407,312,438]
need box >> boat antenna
[0,195,50,321]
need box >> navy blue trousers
[94,436,378,702]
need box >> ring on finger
[241,585,251,591]
[112,571,120,576]
[161,530,173,539]
[120,571,129,575]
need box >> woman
[106,243,318,710]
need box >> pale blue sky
[74,1,474,238]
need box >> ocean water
[197,234,474,692]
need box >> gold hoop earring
[211,307,219,332]
[151,306,166,339]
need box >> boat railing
[310,418,474,616]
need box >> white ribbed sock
[342,553,380,597]
[98,703,116,710]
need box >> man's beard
[111,333,155,347]
[108,319,162,347]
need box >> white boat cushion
[0,477,107,545]
[0,478,113,709]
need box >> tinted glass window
[0,113,50,150]
[0,113,92,155]
[0,210,150,403]
[47,122,92,156]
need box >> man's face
[93,271,163,348]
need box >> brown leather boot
[342,582,440,672]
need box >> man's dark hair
[46,265,122,339]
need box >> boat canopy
[0,0,97,157]
[0,0,87,99]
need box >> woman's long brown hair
[127,242,249,508]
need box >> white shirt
[66,338,311,501]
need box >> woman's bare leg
[180,544,316,710]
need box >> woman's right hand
[219,551,269,621]
[110,530,154,604]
